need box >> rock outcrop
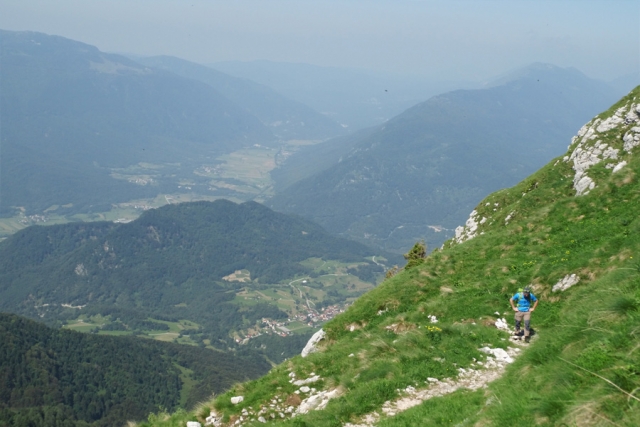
[552,274,580,292]
[301,329,326,357]
[563,101,640,195]
[454,210,485,244]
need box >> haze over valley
[0,1,638,426]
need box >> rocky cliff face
[565,101,640,195]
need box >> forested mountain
[268,63,620,253]
[148,87,640,427]
[0,200,392,345]
[136,56,346,140]
[0,313,270,427]
[0,30,274,216]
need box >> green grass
[64,315,202,345]
[142,88,640,426]
[175,365,198,409]
[378,389,485,427]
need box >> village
[235,302,349,344]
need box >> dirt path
[343,346,521,426]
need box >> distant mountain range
[607,71,640,97]
[210,60,472,130]
[268,63,621,253]
[135,55,345,140]
[0,30,347,218]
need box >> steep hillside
[0,313,270,427]
[136,56,346,140]
[0,200,396,350]
[148,88,640,426]
[0,30,273,216]
[268,63,620,254]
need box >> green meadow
[140,88,640,427]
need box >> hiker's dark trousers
[514,311,531,337]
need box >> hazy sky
[1,0,638,81]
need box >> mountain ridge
[135,55,346,140]
[0,29,274,216]
[268,63,621,254]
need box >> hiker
[510,285,538,343]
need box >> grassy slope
[143,88,640,427]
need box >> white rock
[479,347,514,364]
[623,127,640,152]
[298,394,323,413]
[187,422,202,427]
[293,375,320,386]
[597,109,625,133]
[299,386,311,393]
[602,146,619,160]
[258,416,266,423]
[552,274,580,292]
[574,176,595,196]
[564,102,640,197]
[504,211,515,224]
[494,318,510,332]
[231,396,244,405]
[295,388,342,415]
[612,161,627,173]
[301,329,326,357]
[454,210,481,244]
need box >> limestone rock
[479,346,514,363]
[454,210,485,244]
[292,375,320,386]
[564,101,640,196]
[301,329,325,357]
[494,318,510,332]
[204,410,222,426]
[612,161,627,173]
[296,388,343,415]
[231,396,244,405]
[552,274,580,292]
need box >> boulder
[301,329,325,357]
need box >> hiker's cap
[523,286,531,293]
